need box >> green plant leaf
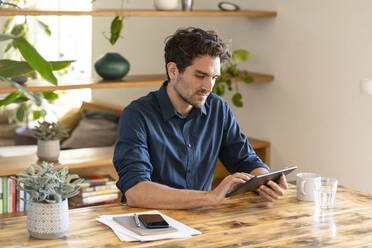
[232,49,251,63]
[213,84,225,96]
[232,93,243,107]
[0,75,41,106]
[0,33,16,41]
[0,59,33,77]
[244,73,254,83]
[13,37,57,85]
[42,91,59,101]
[3,41,14,53]
[12,95,29,103]
[226,64,240,77]
[16,103,26,122]
[226,79,232,90]
[110,16,123,45]
[25,70,37,79]
[49,60,74,71]
[0,59,74,78]
[32,110,43,121]
[0,92,20,106]
[35,19,52,36]
[10,24,26,36]
[1,17,14,33]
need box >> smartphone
[138,214,169,229]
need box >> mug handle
[301,180,307,196]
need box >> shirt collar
[157,81,207,122]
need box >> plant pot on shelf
[37,139,60,162]
[94,52,130,81]
[153,0,178,10]
[27,199,69,239]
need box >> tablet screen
[225,166,298,197]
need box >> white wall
[91,0,372,193]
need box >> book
[19,182,24,212]
[81,182,116,193]
[7,177,12,213]
[81,188,119,198]
[16,184,19,212]
[0,177,2,214]
[11,178,16,213]
[24,192,30,211]
[71,193,118,206]
[2,177,7,214]
[113,215,177,236]
[79,175,115,187]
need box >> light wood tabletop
[0,184,371,247]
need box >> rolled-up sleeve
[113,106,153,202]
[218,102,269,174]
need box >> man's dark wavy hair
[164,27,231,80]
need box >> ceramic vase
[94,52,130,80]
[153,0,178,10]
[37,139,60,162]
[27,199,69,239]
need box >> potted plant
[14,162,84,239]
[93,0,130,80]
[34,121,69,162]
[213,49,254,107]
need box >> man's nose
[203,77,214,92]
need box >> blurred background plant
[92,0,125,46]
[34,120,69,141]
[0,0,72,129]
[213,49,254,107]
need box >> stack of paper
[96,210,201,242]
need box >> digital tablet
[225,166,298,198]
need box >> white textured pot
[37,139,60,161]
[27,199,69,239]
[153,0,178,10]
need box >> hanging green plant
[213,49,254,107]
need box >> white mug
[296,173,321,201]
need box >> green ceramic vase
[94,52,130,80]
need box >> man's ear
[167,62,178,81]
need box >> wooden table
[1,184,371,247]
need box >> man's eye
[196,75,204,79]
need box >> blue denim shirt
[113,82,269,202]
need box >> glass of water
[315,177,338,209]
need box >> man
[113,27,288,209]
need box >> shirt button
[187,144,191,148]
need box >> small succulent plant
[14,162,84,203]
[34,121,69,141]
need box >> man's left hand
[256,174,288,202]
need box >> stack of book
[69,175,119,207]
[0,176,30,214]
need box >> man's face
[173,55,221,109]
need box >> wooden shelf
[0,146,113,177]
[0,9,277,17]
[0,73,274,93]
[0,137,269,177]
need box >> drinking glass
[315,177,338,209]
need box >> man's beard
[174,79,210,109]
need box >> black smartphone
[138,214,169,229]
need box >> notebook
[113,215,178,236]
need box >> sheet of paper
[96,210,201,242]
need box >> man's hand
[256,174,288,202]
[208,172,254,205]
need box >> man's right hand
[208,172,254,205]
